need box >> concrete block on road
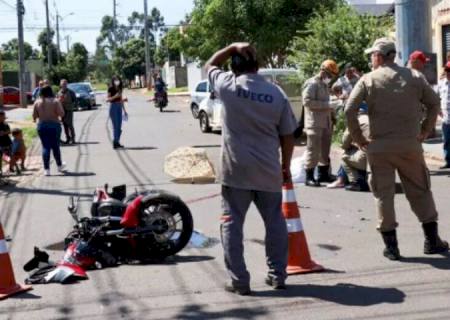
[164,147,216,184]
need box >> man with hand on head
[206,42,297,295]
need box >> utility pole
[65,35,70,53]
[395,0,432,66]
[45,0,52,69]
[17,0,27,107]
[144,0,151,89]
[56,12,60,62]
[113,0,117,50]
[0,51,3,108]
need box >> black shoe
[439,164,450,170]
[265,277,286,290]
[318,165,335,183]
[224,284,251,296]
[345,182,370,192]
[422,222,449,254]
[113,142,124,149]
[381,230,401,261]
[305,168,320,187]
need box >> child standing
[10,128,27,172]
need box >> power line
[0,0,15,10]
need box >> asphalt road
[1,92,450,320]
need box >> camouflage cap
[364,37,396,55]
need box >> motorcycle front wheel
[136,195,193,259]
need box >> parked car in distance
[190,80,210,119]
[198,69,304,136]
[68,83,96,110]
[0,86,33,105]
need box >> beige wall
[433,0,450,72]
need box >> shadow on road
[10,292,41,300]
[61,141,100,147]
[120,146,158,151]
[429,170,450,177]
[253,283,405,306]
[61,171,96,177]
[162,109,181,113]
[423,137,443,144]
[191,144,221,148]
[5,186,92,198]
[401,253,450,270]
[175,304,268,320]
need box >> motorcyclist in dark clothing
[154,74,168,105]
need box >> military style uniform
[57,88,77,144]
[302,76,333,169]
[341,114,369,184]
[346,62,440,231]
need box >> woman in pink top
[33,86,66,176]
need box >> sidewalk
[422,118,445,165]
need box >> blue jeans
[109,102,123,144]
[37,121,62,170]
[337,165,349,184]
[443,122,450,165]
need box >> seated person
[10,128,26,172]
[327,104,370,192]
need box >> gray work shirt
[208,67,297,192]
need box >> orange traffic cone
[0,222,32,300]
[282,182,324,275]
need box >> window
[4,87,16,94]
[196,81,207,93]
[442,25,450,66]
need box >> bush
[332,111,346,145]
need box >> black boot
[422,222,449,254]
[305,168,320,187]
[318,165,335,183]
[381,230,401,260]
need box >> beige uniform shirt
[302,76,332,129]
[345,62,440,153]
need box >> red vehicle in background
[0,86,33,105]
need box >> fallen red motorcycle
[64,184,194,268]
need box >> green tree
[50,42,89,83]
[289,5,394,76]
[97,8,164,57]
[37,28,58,66]
[154,27,182,67]
[1,38,38,60]
[112,38,147,81]
[177,0,340,67]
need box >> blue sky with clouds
[0,0,194,53]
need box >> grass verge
[22,126,38,148]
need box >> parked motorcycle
[154,91,168,112]
[64,184,194,268]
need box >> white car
[190,80,211,119]
[198,69,304,136]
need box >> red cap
[409,51,430,64]
[445,61,450,70]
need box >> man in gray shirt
[206,42,297,295]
